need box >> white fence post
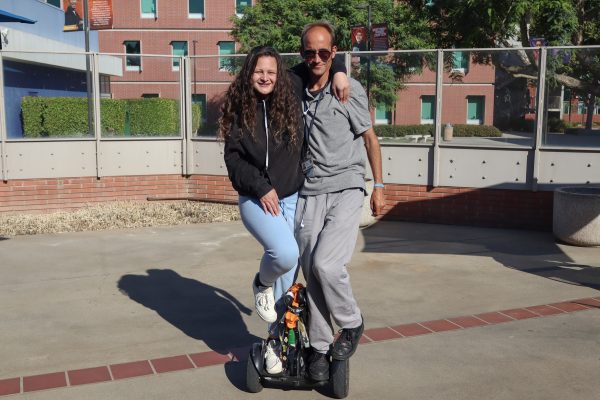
[532,47,547,191]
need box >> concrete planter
[553,187,600,247]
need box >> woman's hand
[260,189,280,216]
[332,72,350,103]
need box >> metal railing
[0,47,599,189]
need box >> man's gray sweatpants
[295,188,364,354]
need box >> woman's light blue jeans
[239,192,299,325]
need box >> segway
[246,283,350,399]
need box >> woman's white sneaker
[264,340,283,374]
[252,275,277,323]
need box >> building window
[219,41,235,71]
[421,95,435,124]
[124,41,141,71]
[142,93,160,98]
[375,102,391,125]
[141,0,157,18]
[100,75,111,97]
[236,0,252,15]
[46,0,61,7]
[452,51,469,74]
[467,96,485,125]
[189,0,204,18]
[172,41,188,71]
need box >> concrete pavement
[0,220,599,399]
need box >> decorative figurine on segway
[246,283,350,398]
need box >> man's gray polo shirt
[300,78,372,196]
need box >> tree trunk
[585,93,596,130]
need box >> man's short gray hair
[300,21,336,48]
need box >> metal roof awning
[0,9,37,24]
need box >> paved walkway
[1,221,599,399]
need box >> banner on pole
[371,23,389,51]
[64,0,113,32]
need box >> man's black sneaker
[331,317,364,360]
[308,351,329,381]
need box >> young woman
[220,45,348,374]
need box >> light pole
[83,0,93,136]
[357,3,372,99]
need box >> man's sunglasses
[302,49,332,61]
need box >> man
[64,0,82,30]
[295,21,385,381]
[352,29,367,52]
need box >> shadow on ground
[361,221,600,291]
[118,269,260,354]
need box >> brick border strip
[1,297,598,396]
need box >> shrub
[374,124,434,137]
[374,124,502,138]
[100,99,128,136]
[547,117,575,133]
[127,98,179,136]
[42,97,90,137]
[21,97,45,137]
[21,97,189,137]
[452,124,502,137]
[191,103,201,134]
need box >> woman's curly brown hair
[218,46,300,148]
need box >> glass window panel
[452,51,469,73]
[219,41,235,71]
[236,0,251,14]
[141,0,156,14]
[467,96,484,124]
[124,41,141,70]
[189,0,204,15]
[421,96,435,123]
[47,0,61,7]
[375,102,391,124]
[171,41,188,70]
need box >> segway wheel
[246,354,263,393]
[330,358,349,399]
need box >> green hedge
[100,99,128,136]
[21,97,45,137]
[127,98,179,136]
[374,124,502,138]
[21,97,199,137]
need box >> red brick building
[98,0,252,130]
[375,52,495,127]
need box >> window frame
[171,41,188,71]
[451,51,470,75]
[141,0,157,19]
[188,0,205,19]
[466,95,485,125]
[235,0,252,16]
[124,40,142,72]
[46,0,62,8]
[375,102,392,125]
[218,41,236,72]
[420,95,435,125]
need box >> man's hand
[260,189,280,216]
[370,187,385,216]
[363,127,385,216]
[332,72,349,103]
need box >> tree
[230,0,435,109]
[419,0,600,129]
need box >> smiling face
[251,56,278,98]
